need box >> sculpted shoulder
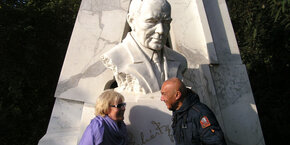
[101,42,134,71]
[164,46,187,72]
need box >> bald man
[161,78,226,145]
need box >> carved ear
[127,14,135,31]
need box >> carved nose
[155,22,164,34]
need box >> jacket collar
[175,89,200,113]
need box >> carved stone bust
[101,0,187,94]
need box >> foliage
[226,0,290,144]
[0,0,81,144]
[0,0,289,144]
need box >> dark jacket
[172,89,227,145]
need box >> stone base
[39,93,176,145]
[38,130,80,145]
[39,64,265,145]
[38,98,83,145]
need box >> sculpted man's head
[127,0,172,51]
[161,78,186,111]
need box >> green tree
[226,0,290,144]
[0,0,81,144]
[1,0,289,144]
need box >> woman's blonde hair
[95,89,124,117]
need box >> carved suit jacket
[101,33,187,93]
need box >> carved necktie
[151,51,165,83]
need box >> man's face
[132,0,172,51]
[161,83,178,111]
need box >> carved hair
[95,89,124,117]
[128,0,171,17]
[128,0,144,17]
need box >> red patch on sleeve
[200,116,211,128]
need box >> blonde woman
[79,90,127,145]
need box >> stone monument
[101,0,187,94]
[39,0,265,145]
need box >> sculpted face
[128,0,172,51]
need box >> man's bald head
[161,78,187,110]
[163,78,187,97]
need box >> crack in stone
[55,61,107,97]
[99,37,120,45]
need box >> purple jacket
[79,115,127,145]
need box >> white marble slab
[168,0,218,66]
[210,64,265,145]
[78,103,96,144]
[38,130,80,145]
[202,0,242,64]
[55,0,130,103]
[39,98,84,145]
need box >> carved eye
[146,19,158,24]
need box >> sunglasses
[110,103,126,108]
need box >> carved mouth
[152,38,162,43]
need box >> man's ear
[127,14,135,31]
[175,91,182,100]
